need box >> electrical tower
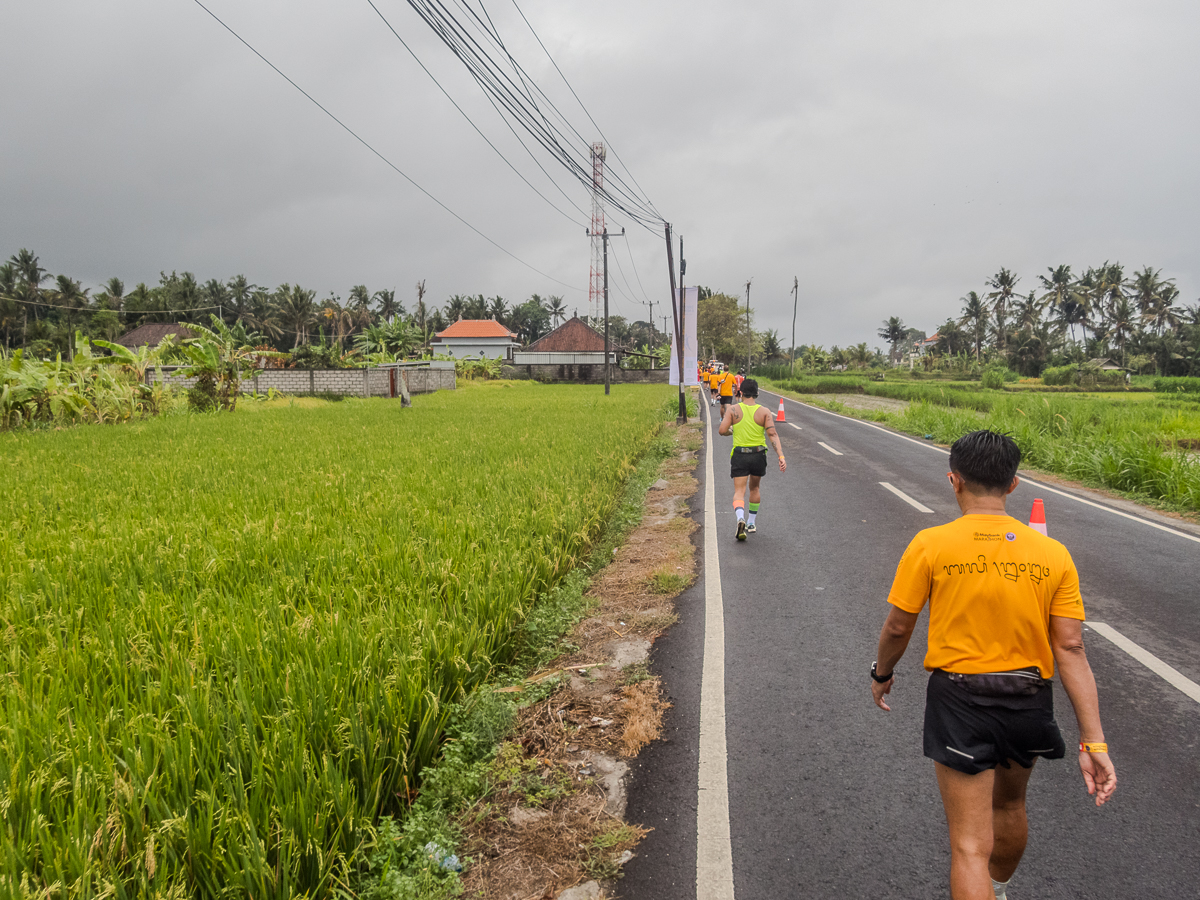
[588,142,606,326]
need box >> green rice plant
[891,394,1200,510]
[0,382,672,897]
[1154,376,1200,395]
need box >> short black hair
[740,378,759,397]
[949,430,1021,492]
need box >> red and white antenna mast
[589,142,606,326]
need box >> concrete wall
[147,366,455,396]
[502,364,669,384]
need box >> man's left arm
[758,410,787,471]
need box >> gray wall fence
[502,364,669,384]
[147,364,455,397]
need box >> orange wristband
[1079,742,1108,753]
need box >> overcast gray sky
[3,0,1198,349]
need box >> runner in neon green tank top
[718,378,786,541]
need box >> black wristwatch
[870,662,893,683]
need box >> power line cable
[4,295,224,314]
[506,0,662,221]
[402,0,664,230]
[365,0,589,227]
[188,0,583,293]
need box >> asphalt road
[621,391,1200,900]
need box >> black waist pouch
[936,667,1050,697]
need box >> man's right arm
[1050,614,1117,806]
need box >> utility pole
[665,224,685,424]
[790,275,798,376]
[745,279,753,374]
[589,226,624,395]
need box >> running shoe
[735,521,747,541]
[746,522,757,534]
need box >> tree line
[0,249,662,359]
[877,264,1200,377]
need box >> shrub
[1154,377,1200,395]
[1041,365,1078,387]
[980,367,1009,389]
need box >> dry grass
[457,421,699,898]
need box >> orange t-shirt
[708,371,720,388]
[887,514,1084,678]
[718,372,735,396]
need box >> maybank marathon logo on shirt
[973,531,1003,541]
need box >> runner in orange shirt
[871,430,1115,900]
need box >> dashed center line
[818,441,843,456]
[787,422,802,431]
[879,482,934,513]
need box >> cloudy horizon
[3,0,1197,350]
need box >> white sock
[735,507,745,523]
[747,511,757,525]
[992,878,1009,899]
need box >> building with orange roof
[430,318,521,360]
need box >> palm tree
[52,275,90,329]
[547,295,566,326]
[985,268,1019,357]
[849,342,871,369]
[877,316,906,365]
[320,297,354,349]
[348,285,371,312]
[1107,296,1137,365]
[0,263,19,348]
[488,295,508,324]
[1146,283,1182,336]
[271,283,317,348]
[444,295,468,322]
[1012,292,1043,335]
[203,278,231,323]
[1129,266,1170,318]
[1073,266,1115,351]
[226,275,262,323]
[959,292,990,362]
[465,294,488,320]
[374,288,401,324]
[97,277,125,312]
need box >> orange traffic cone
[776,398,786,422]
[1029,498,1047,536]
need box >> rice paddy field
[0,381,672,897]
[762,376,1200,513]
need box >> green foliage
[288,341,355,369]
[980,366,1007,389]
[0,383,673,896]
[1,333,182,429]
[1041,364,1078,386]
[1154,377,1200,395]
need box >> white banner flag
[669,286,700,386]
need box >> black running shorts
[720,395,733,408]
[730,448,767,478]
[923,672,1066,774]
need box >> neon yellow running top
[730,402,766,457]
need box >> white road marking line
[1087,622,1200,705]
[787,422,802,430]
[760,390,1200,545]
[879,482,934,513]
[818,441,843,456]
[697,402,735,900]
